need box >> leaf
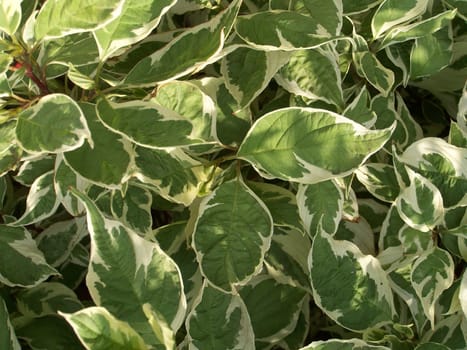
[36,217,88,267]
[221,47,290,108]
[309,230,395,331]
[298,0,343,36]
[71,189,186,345]
[461,270,467,319]
[64,102,134,189]
[111,184,152,235]
[421,314,467,349]
[16,315,83,350]
[14,154,55,186]
[123,0,241,86]
[96,98,203,148]
[300,338,391,349]
[0,0,21,36]
[94,0,177,60]
[133,146,211,206]
[343,86,376,127]
[153,80,218,143]
[275,47,344,108]
[343,0,381,15]
[0,296,21,350]
[192,178,273,292]
[35,0,126,40]
[142,304,176,350]
[61,307,148,350]
[371,0,430,38]
[379,10,457,49]
[238,107,394,184]
[16,94,90,155]
[186,281,255,350]
[415,343,451,350]
[0,120,20,176]
[395,168,444,232]
[398,137,467,207]
[16,282,83,317]
[11,171,60,226]
[296,180,344,236]
[0,225,58,287]
[235,11,337,51]
[240,275,307,343]
[356,163,400,202]
[411,247,455,328]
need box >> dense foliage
[0,0,466,349]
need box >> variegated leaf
[0,0,21,36]
[411,247,455,328]
[16,94,90,155]
[186,281,255,350]
[94,0,176,60]
[343,0,381,15]
[14,155,55,187]
[123,0,241,86]
[343,86,377,127]
[35,0,126,40]
[461,270,467,319]
[62,307,148,350]
[421,314,467,349]
[309,230,395,331]
[0,296,21,350]
[0,120,20,176]
[296,180,344,236]
[71,189,186,346]
[0,225,58,287]
[192,179,273,292]
[238,107,394,183]
[356,163,399,202]
[300,338,391,349]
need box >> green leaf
[35,0,126,40]
[11,171,60,226]
[421,314,467,349]
[299,0,343,35]
[153,80,218,144]
[133,146,211,206]
[238,107,394,183]
[71,189,186,345]
[94,0,177,60]
[0,0,21,36]
[192,178,273,292]
[0,296,20,350]
[221,47,290,108]
[356,163,400,202]
[343,0,381,15]
[111,184,152,236]
[461,270,467,319]
[296,180,343,236]
[309,230,395,331]
[62,307,148,350]
[240,275,307,342]
[395,168,444,232]
[235,11,336,51]
[16,94,90,155]
[186,281,255,350]
[275,48,344,108]
[371,0,430,38]
[123,0,241,86]
[0,120,20,176]
[96,98,203,148]
[0,225,58,287]
[64,102,133,189]
[16,282,83,317]
[411,247,455,327]
[14,154,55,186]
[415,343,450,350]
[36,217,88,267]
[379,10,457,49]
[343,86,376,127]
[142,304,176,350]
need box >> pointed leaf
[186,281,255,350]
[300,338,391,349]
[71,189,186,345]
[0,120,20,176]
[16,94,90,155]
[411,247,454,327]
[123,0,241,86]
[192,179,273,292]
[297,180,344,236]
[35,0,126,40]
[235,11,336,51]
[0,225,58,287]
[309,230,395,331]
[14,155,55,187]
[356,163,399,202]
[0,0,21,35]
[94,0,177,60]
[460,270,467,319]
[343,86,376,127]
[238,107,394,184]
[62,307,148,350]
